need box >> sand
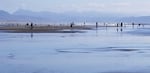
[0,24,95,33]
[0,23,128,33]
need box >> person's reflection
[116,28,119,32]
[120,28,123,32]
[142,24,144,28]
[95,28,98,36]
[116,28,123,32]
[30,33,33,38]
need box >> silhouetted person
[132,22,134,26]
[26,23,29,26]
[132,22,135,28]
[121,22,123,27]
[96,22,98,28]
[70,22,74,28]
[26,23,29,28]
[82,22,86,27]
[117,23,119,27]
[31,22,33,30]
[138,24,141,26]
[132,22,135,27]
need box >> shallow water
[0,25,150,73]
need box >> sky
[0,0,150,16]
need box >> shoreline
[0,23,136,33]
[0,24,94,33]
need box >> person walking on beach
[121,22,123,27]
[132,22,135,28]
[117,23,119,27]
[138,24,141,27]
[132,22,134,26]
[26,23,29,27]
[96,22,98,28]
[31,22,33,30]
[26,23,29,26]
[84,22,86,26]
[70,22,74,28]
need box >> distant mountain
[12,9,123,22]
[0,9,150,23]
[0,10,12,21]
[0,10,10,16]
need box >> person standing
[70,22,74,28]
[117,23,119,27]
[96,22,98,28]
[31,22,33,30]
[121,22,123,27]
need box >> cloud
[1,0,150,16]
[52,2,150,16]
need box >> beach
[1,0,150,72]
[0,23,94,33]
[0,22,132,33]
[0,23,150,73]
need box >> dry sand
[0,24,95,33]
[0,22,125,33]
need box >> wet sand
[0,24,150,73]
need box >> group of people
[96,22,124,27]
[132,22,144,27]
[25,22,144,30]
[26,22,34,30]
[116,22,124,27]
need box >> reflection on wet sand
[30,33,33,38]
[0,23,150,73]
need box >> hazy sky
[0,0,150,16]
